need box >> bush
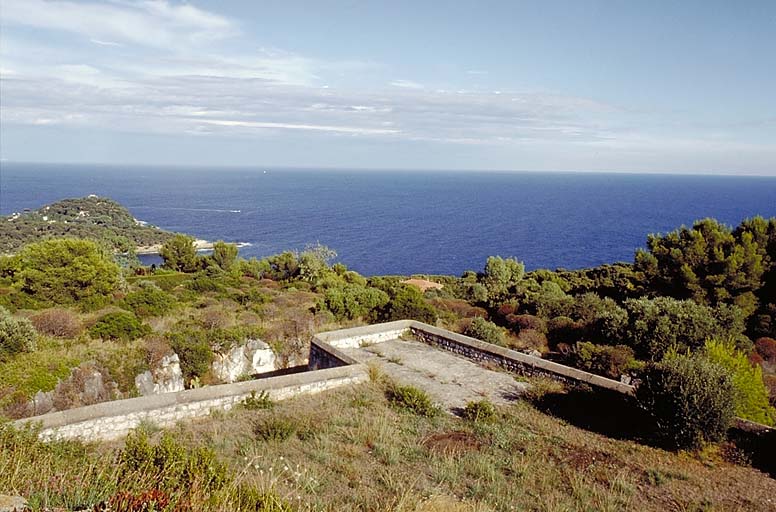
[636,355,736,449]
[0,307,38,359]
[570,341,637,380]
[30,308,82,338]
[547,316,585,345]
[167,329,213,386]
[515,329,548,352]
[621,297,741,360]
[705,339,776,426]
[464,317,504,346]
[461,399,496,422]
[380,285,438,324]
[89,311,149,342]
[9,238,120,309]
[387,384,440,417]
[755,337,776,364]
[118,430,228,494]
[241,390,274,410]
[508,314,547,333]
[765,375,776,407]
[253,417,297,442]
[123,283,176,317]
[321,284,389,320]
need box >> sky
[1,0,775,174]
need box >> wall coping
[313,320,413,343]
[15,349,364,431]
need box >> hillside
[4,381,775,511]
[0,196,174,254]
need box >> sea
[1,162,775,276]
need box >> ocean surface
[2,163,775,276]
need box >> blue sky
[1,0,774,174]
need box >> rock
[135,353,185,396]
[524,349,542,358]
[0,494,27,512]
[32,389,54,415]
[212,339,276,383]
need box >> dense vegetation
[1,197,775,509]
[0,196,174,254]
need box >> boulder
[135,353,185,396]
[212,339,276,383]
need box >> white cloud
[1,0,236,49]
[390,79,424,89]
[196,119,399,135]
[90,39,123,47]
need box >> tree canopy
[5,238,120,308]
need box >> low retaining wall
[309,338,361,369]
[15,340,365,441]
[314,321,413,349]
[405,321,635,394]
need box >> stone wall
[15,340,365,442]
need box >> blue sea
[1,163,775,276]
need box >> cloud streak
[2,0,236,49]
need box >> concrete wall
[314,321,413,349]
[324,320,634,395]
[15,341,365,442]
[407,321,636,395]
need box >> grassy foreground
[2,377,775,511]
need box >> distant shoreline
[136,239,251,255]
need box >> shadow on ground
[532,385,776,478]
[530,386,651,441]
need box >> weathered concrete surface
[342,339,528,410]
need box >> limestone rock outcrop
[211,339,276,383]
[135,353,185,396]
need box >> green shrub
[570,341,637,379]
[387,384,440,417]
[321,284,389,320]
[380,285,438,324]
[254,417,297,442]
[123,282,176,317]
[187,274,225,293]
[167,329,213,386]
[9,238,120,309]
[704,338,775,426]
[241,390,274,410]
[0,307,37,359]
[89,311,150,342]
[461,399,496,422]
[464,317,504,346]
[636,355,736,449]
[118,430,228,494]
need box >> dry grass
[167,382,776,512]
[3,381,775,510]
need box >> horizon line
[2,160,775,178]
